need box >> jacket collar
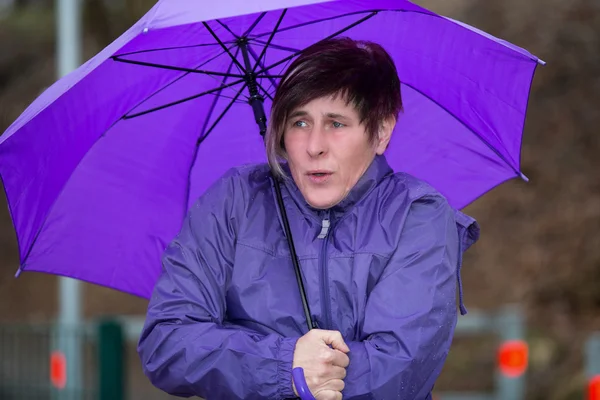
[280,154,394,221]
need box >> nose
[306,125,327,158]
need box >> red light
[498,340,528,378]
[590,375,600,400]
[50,351,67,389]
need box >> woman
[138,38,480,400]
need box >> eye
[293,120,308,127]
[332,121,345,128]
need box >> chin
[305,195,342,210]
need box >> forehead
[289,95,359,118]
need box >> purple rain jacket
[137,155,480,400]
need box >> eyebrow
[288,110,308,119]
[287,110,352,121]
[325,113,351,121]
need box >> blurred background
[0,0,598,399]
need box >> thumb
[320,330,350,353]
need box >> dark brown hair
[266,37,403,176]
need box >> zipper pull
[317,219,330,239]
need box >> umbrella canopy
[0,0,542,298]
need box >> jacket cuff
[277,336,300,399]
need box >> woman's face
[283,95,391,209]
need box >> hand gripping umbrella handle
[292,367,316,400]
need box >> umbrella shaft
[239,39,313,332]
[250,98,267,137]
[239,40,267,136]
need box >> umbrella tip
[537,58,546,66]
[14,267,22,278]
[519,172,530,182]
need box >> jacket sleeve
[137,172,299,400]
[342,194,477,400]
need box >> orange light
[498,340,528,378]
[590,375,600,400]
[50,351,67,389]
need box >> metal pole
[586,333,600,376]
[495,305,526,400]
[55,0,82,398]
[58,0,81,78]
[586,333,600,400]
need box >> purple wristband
[292,367,316,400]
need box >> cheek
[283,135,302,169]
[339,137,374,163]
[337,144,375,179]
[285,134,309,163]
[283,133,298,156]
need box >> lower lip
[308,173,332,184]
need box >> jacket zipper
[318,213,333,330]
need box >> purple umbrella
[0,1,543,395]
[1,1,541,307]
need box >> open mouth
[307,171,333,183]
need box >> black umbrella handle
[273,176,317,332]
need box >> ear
[375,116,396,155]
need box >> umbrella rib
[251,39,300,53]
[199,46,244,138]
[256,12,378,75]
[203,22,246,73]
[256,80,274,102]
[251,10,378,39]
[120,43,243,118]
[401,81,523,176]
[251,9,287,73]
[242,12,268,38]
[122,78,245,119]
[112,56,244,78]
[198,83,247,145]
[185,46,246,210]
[207,92,247,103]
[184,83,246,213]
[216,19,240,39]
[113,41,228,57]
